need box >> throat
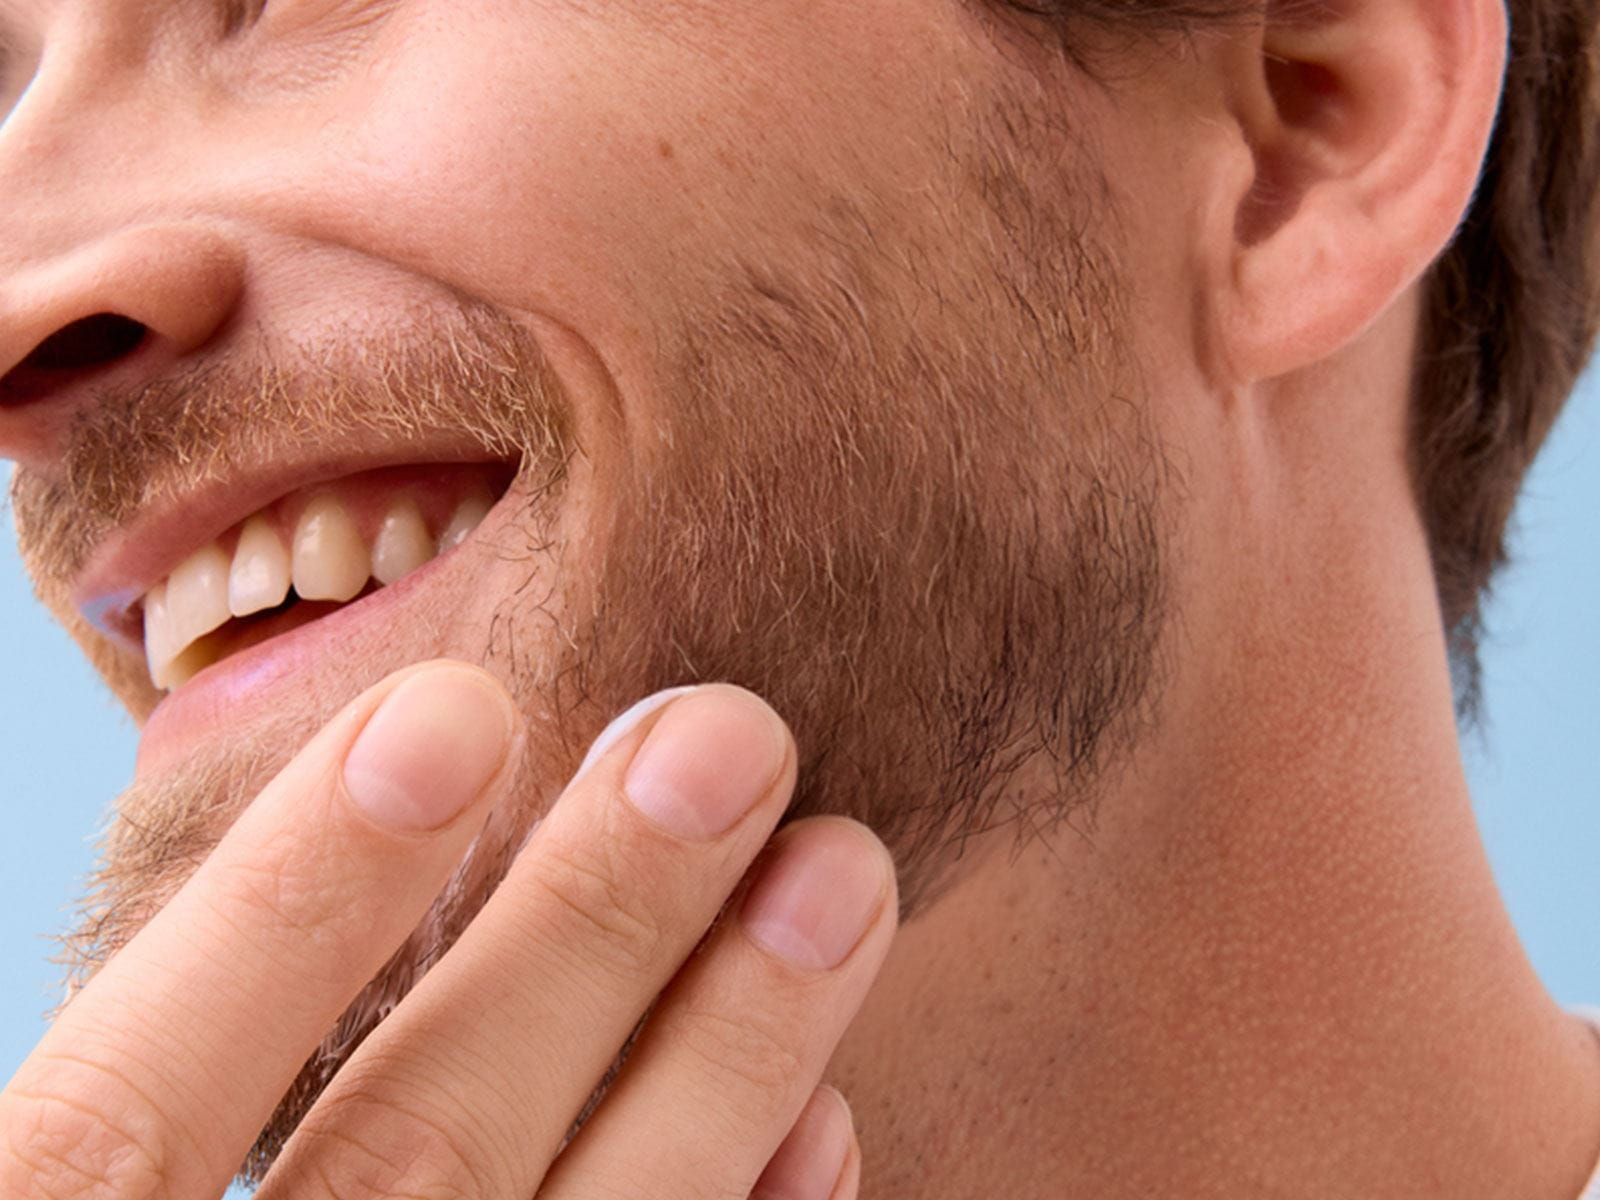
[826,783,1596,1200]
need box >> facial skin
[9,1,1600,1196]
[4,0,1167,1175]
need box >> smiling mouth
[130,463,517,691]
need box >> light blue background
[1,365,1596,1100]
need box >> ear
[1209,0,1508,384]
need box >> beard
[12,93,1170,1185]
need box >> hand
[1,663,896,1198]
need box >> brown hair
[1002,0,1600,710]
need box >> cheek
[227,0,998,379]
[241,18,716,377]
[284,74,664,312]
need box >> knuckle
[0,1080,174,1200]
[523,831,668,978]
[678,1005,808,1101]
[281,1092,496,1200]
[209,850,365,978]
[580,1150,748,1200]
[218,852,329,938]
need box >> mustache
[10,302,573,588]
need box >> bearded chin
[55,98,1171,1189]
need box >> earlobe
[1212,0,1508,384]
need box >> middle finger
[257,684,797,1198]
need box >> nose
[0,224,247,467]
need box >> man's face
[3,0,1172,1172]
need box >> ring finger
[538,817,894,1200]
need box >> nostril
[2,313,149,405]
[24,313,148,370]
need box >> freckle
[658,139,675,161]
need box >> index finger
[0,661,519,1200]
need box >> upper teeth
[372,499,434,586]
[142,489,493,692]
[230,515,291,616]
[292,494,370,604]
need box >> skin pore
[2,0,1597,1196]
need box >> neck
[830,431,1600,1198]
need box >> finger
[539,817,897,1200]
[0,662,519,1200]
[750,1086,856,1200]
[257,684,799,1199]
[830,1130,863,1200]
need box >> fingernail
[343,665,517,832]
[575,687,697,780]
[752,1086,854,1200]
[742,822,888,970]
[622,686,790,840]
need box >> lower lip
[135,510,498,777]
